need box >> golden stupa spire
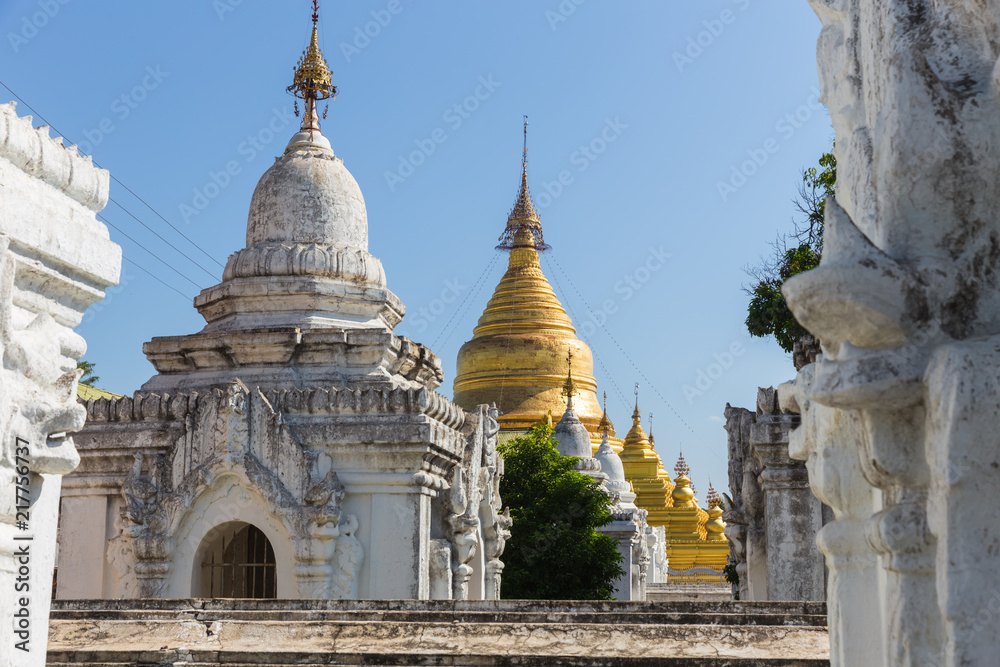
[453,120,602,435]
[706,481,721,509]
[675,450,691,479]
[631,383,641,424]
[562,346,577,409]
[288,1,337,134]
[497,117,548,251]
[598,391,615,437]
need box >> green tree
[77,360,99,387]
[498,423,624,600]
[744,150,836,352]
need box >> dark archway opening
[199,523,276,598]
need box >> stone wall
[723,387,825,602]
[0,101,121,667]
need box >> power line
[541,254,630,413]
[107,198,218,280]
[107,183,225,270]
[431,251,501,350]
[122,256,192,301]
[0,79,227,274]
[98,214,205,291]
[544,251,698,437]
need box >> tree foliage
[77,360,99,387]
[498,424,624,600]
[744,150,835,352]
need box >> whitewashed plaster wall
[783,2,1000,665]
[0,101,121,667]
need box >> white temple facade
[55,17,509,602]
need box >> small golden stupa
[453,120,603,435]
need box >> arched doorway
[196,522,276,598]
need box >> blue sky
[1,1,831,496]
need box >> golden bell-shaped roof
[453,122,601,432]
[671,473,696,508]
[617,395,676,525]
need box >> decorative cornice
[80,385,466,430]
[0,102,108,211]
[223,243,386,286]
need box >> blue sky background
[1,0,831,498]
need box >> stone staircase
[48,599,830,666]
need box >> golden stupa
[453,122,603,435]
[619,400,674,527]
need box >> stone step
[51,598,827,617]
[49,607,827,627]
[47,599,830,666]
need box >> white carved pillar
[789,2,1000,664]
[781,370,885,666]
[367,485,434,599]
[0,102,121,667]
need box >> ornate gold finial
[647,412,655,445]
[706,481,721,509]
[288,1,337,131]
[562,345,577,408]
[675,450,690,479]
[631,383,641,424]
[497,116,549,251]
[598,391,615,437]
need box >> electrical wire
[0,79,227,276]
[98,214,205,291]
[122,256,192,301]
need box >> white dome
[246,131,368,250]
[594,439,626,486]
[594,430,634,504]
[553,404,593,459]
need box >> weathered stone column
[0,102,121,667]
[722,403,766,601]
[787,3,1000,664]
[751,388,824,602]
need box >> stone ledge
[48,620,829,665]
